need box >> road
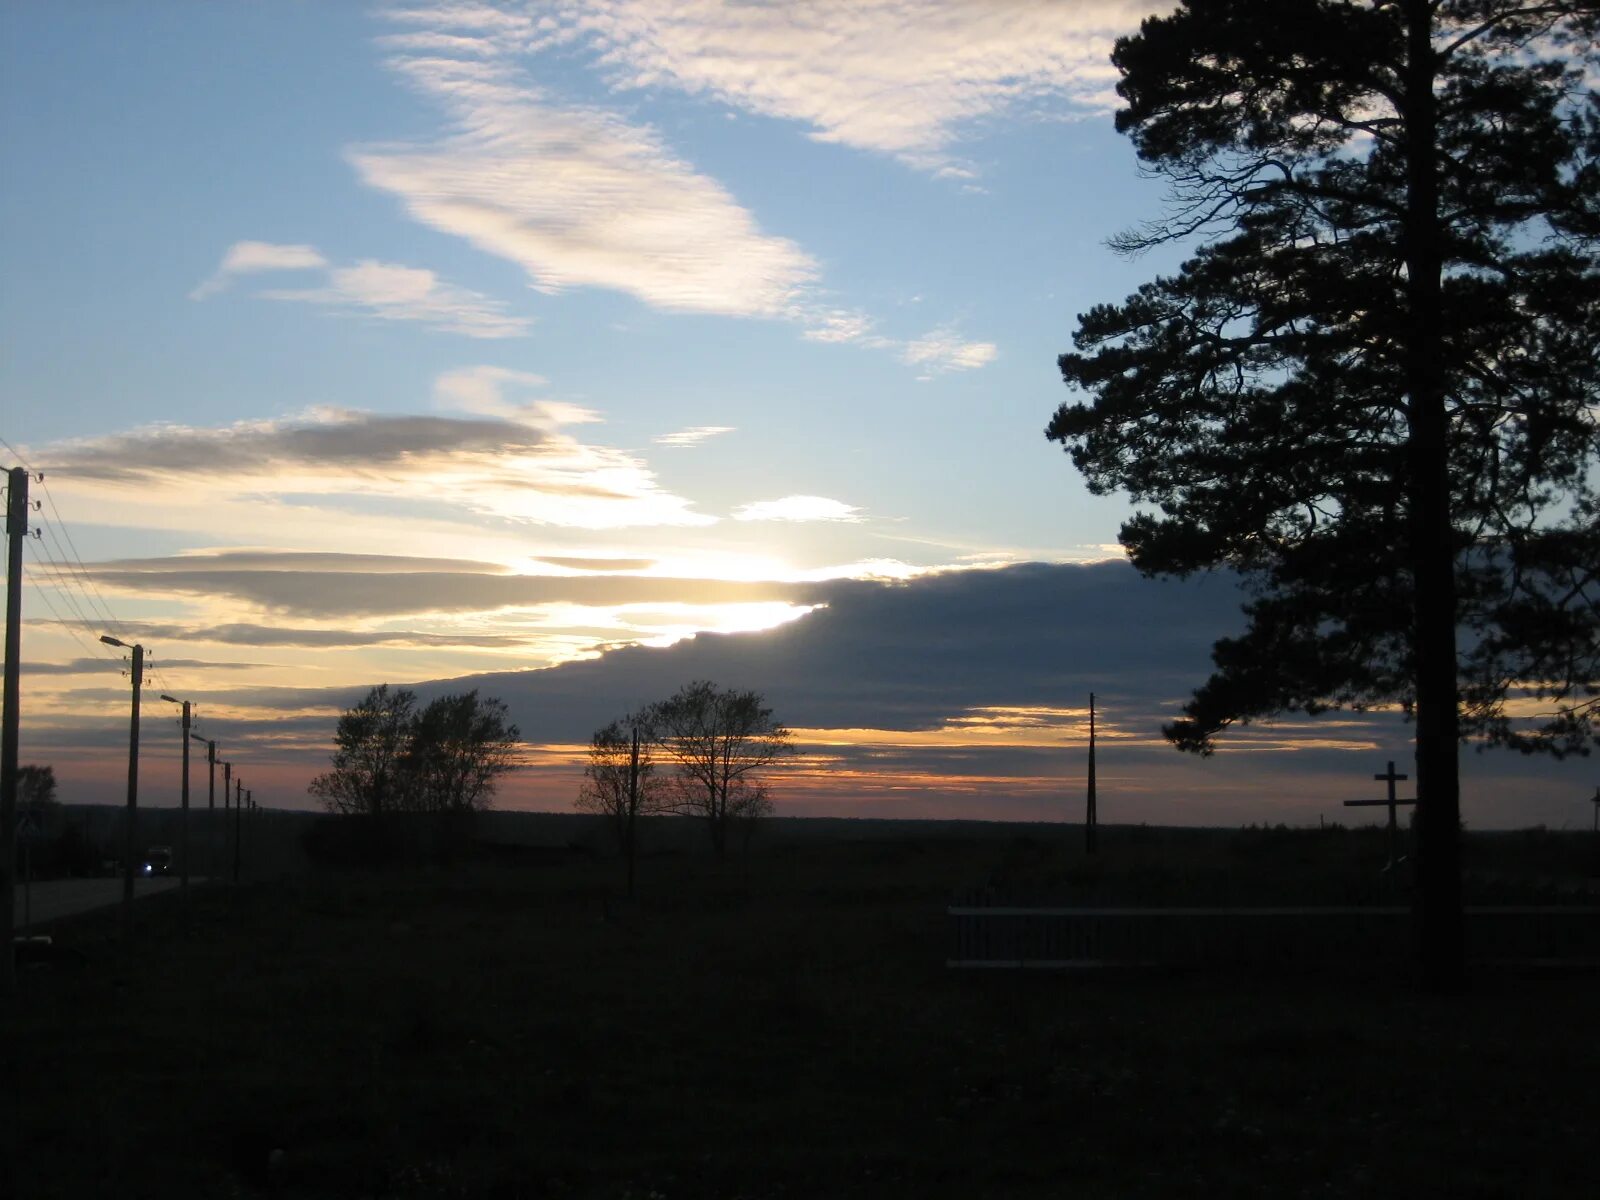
[12,876,205,929]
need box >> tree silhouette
[405,690,520,815]
[309,685,417,818]
[309,685,518,825]
[577,719,664,895]
[642,681,791,857]
[1047,0,1599,990]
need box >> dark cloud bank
[54,561,1588,826]
[431,560,1245,741]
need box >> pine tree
[1047,0,1600,989]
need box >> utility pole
[628,724,640,899]
[163,697,191,905]
[192,735,215,881]
[221,760,231,883]
[101,635,144,943]
[233,776,242,885]
[1085,692,1098,855]
[3,466,30,998]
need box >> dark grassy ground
[6,824,1598,1199]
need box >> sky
[3,0,1594,830]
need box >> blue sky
[4,1,1593,828]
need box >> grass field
[6,821,1599,1198]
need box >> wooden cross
[1343,760,1416,866]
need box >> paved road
[12,876,207,929]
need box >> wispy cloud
[350,53,818,318]
[800,310,878,345]
[83,553,811,619]
[261,260,531,338]
[900,327,998,374]
[32,619,534,649]
[358,9,1003,372]
[654,425,734,448]
[39,407,715,530]
[194,241,529,338]
[540,0,1139,176]
[433,365,547,413]
[190,241,326,300]
[733,495,862,523]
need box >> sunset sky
[3,0,1592,829]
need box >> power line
[20,545,120,667]
[6,439,192,726]
[0,438,34,473]
[25,533,109,643]
[33,475,131,643]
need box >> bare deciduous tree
[641,681,791,857]
[576,719,664,895]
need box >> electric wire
[33,523,109,635]
[34,475,133,644]
[7,439,237,787]
[5,437,138,648]
[21,540,121,667]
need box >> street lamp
[100,634,143,941]
[190,732,216,881]
[219,760,232,884]
[233,773,243,884]
[160,695,192,903]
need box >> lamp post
[100,635,143,942]
[190,734,216,881]
[234,776,243,885]
[220,760,232,881]
[161,695,191,904]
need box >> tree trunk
[1402,1,1465,993]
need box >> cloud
[533,556,658,571]
[399,561,1240,741]
[30,619,534,649]
[23,657,268,675]
[653,426,734,448]
[350,53,819,318]
[82,553,811,618]
[349,558,1597,826]
[261,259,531,338]
[539,0,1140,176]
[732,495,862,523]
[98,550,508,574]
[800,310,878,345]
[39,408,715,530]
[433,365,548,418]
[900,327,998,373]
[190,241,327,300]
[798,309,994,373]
[356,13,1001,373]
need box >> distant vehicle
[141,845,173,876]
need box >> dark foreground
[5,827,1597,1198]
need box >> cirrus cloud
[261,259,531,339]
[350,53,819,318]
[528,0,1141,177]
